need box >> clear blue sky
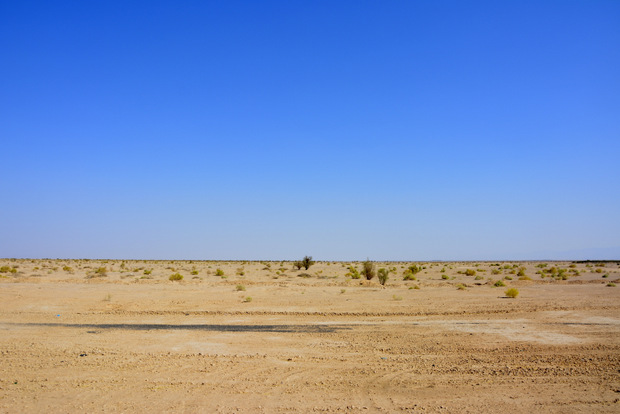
[1,1,619,261]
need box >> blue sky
[1,1,619,260]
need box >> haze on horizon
[1,1,619,261]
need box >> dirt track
[1,259,619,412]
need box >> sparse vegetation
[236,284,246,291]
[169,273,183,281]
[345,266,361,279]
[301,256,315,270]
[505,288,519,298]
[377,268,389,286]
[215,269,224,276]
[361,260,376,281]
[403,265,422,280]
[494,280,506,287]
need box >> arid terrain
[0,259,618,413]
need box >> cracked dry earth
[0,260,619,413]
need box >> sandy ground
[0,259,619,413]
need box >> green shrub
[215,269,224,276]
[169,273,183,281]
[475,275,483,280]
[301,256,315,270]
[403,265,422,278]
[465,269,476,276]
[243,296,253,302]
[519,275,532,281]
[607,283,616,287]
[441,274,449,280]
[345,266,361,279]
[505,288,519,298]
[494,280,506,287]
[377,268,389,286]
[144,269,152,275]
[236,284,246,291]
[456,284,466,290]
[62,266,73,272]
[361,260,376,281]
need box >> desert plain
[0,258,618,413]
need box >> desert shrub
[602,274,609,278]
[243,296,253,302]
[505,276,513,280]
[236,268,245,276]
[403,265,422,278]
[236,284,246,291]
[517,267,526,277]
[505,288,519,298]
[491,269,501,275]
[519,275,532,280]
[607,283,616,287]
[441,274,449,280]
[215,269,224,276]
[361,260,376,281]
[95,267,107,275]
[456,284,466,290]
[297,273,312,278]
[301,256,315,270]
[595,268,603,273]
[62,266,73,272]
[392,295,403,301]
[144,269,152,275]
[191,270,198,275]
[475,275,483,280]
[169,273,183,281]
[346,266,361,279]
[465,269,476,276]
[378,268,389,286]
[494,280,506,287]
[0,266,11,273]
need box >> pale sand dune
[0,259,619,412]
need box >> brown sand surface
[0,259,619,413]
